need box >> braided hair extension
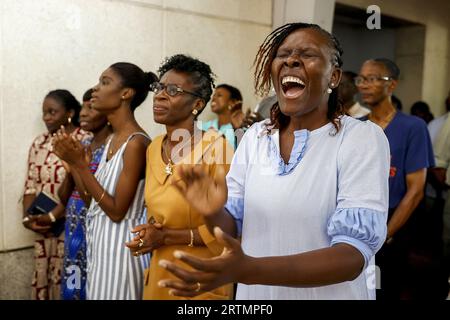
[253,23,344,133]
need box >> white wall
[0,0,272,251]
[0,5,4,251]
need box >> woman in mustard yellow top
[125,54,234,299]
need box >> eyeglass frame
[354,75,393,86]
[150,82,204,100]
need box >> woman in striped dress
[53,63,157,299]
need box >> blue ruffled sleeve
[327,207,387,268]
[225,197,244,236]
[329,120,390,269]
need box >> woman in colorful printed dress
[53,63,157,300]
[22,89,87,300]
[59,89,112,300]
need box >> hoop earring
[192,109,198,116]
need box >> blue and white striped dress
[86,132,150,300]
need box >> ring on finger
[195,282,201,292]
[138,238,144,248]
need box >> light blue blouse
[224,120,388,267]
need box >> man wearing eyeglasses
[357,58,435,299]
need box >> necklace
[163,138,174,175]
[162,132,196,175]
[369,109,396,129]
[108,137,115,156]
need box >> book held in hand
[27,191,65,236]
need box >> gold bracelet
[48,211,56,223]
[188,229,194,247]
[96,189,106,205]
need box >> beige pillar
[273,0,336,31]
[394,26,426,113]
[422,23,449,116]
[0,0,4,251]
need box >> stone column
[272,0,336,31]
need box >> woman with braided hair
[157,23,390,299]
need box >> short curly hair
[157,54,215,115]
[372,58,400,80]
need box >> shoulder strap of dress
[125,132,151,143]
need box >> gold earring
[68,117,72,124]
[192,109,198,115]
